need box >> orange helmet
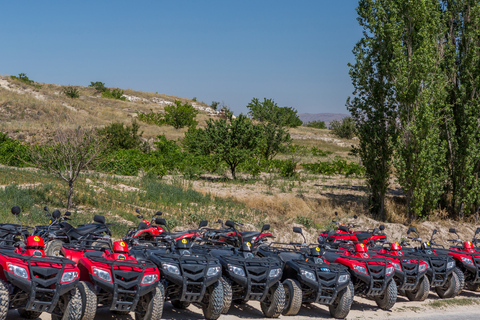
[464,241,475,252]
[355,243,367,252]
[113,240,129,253]
[390,242,402,251]
[26,235,45,249]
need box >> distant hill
[298,113,349,125]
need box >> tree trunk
[67,180,74,210]
[230,165,236,180]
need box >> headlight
[386,266,394,275]
[419,263,427,272]
[300,269,316,281]
[93,268,112,282]
[207,266,221,277]
[8,264,29,279]
[268,268,281,278]
[141,274,158,285]
[461,257,474,266]
[338,274,349,283]
[61,271,78,283]
[162,263,180,275]
[447,261,455,269]
[228,264,245,277]
[353,265,367,275]
[391,262,401,271]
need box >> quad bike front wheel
[260,283,286,318]
[135,284,164,320]
[77,281,97,320]
[435,269,460,299]
[45,240,64,257]
[282,279,302,316]
[329,281,354,319]
[373,279,397,310]
[405,275,430,302]
[452,267,465,296]
[0,279,9,320]
[202,280,224,320]
[220,276,232,314]
[52,287,83,320]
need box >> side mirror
[155,211,162,216]
[334,212,338,216]
[476,227,480,235]
[293,227,303,234]
[198,220,208,228]
[11,206,21,216]
[261,224,270,232]
[52,210,61,219]
[225,220,235,229]
[407,226,417,234]
[432,229,437,236]
[449,228,456,234]
[65,211,71,216]
[155,218,166,226]
[94,215,106,224]
[43,206,49,212]
[379,225,385,231]
[135,208,140,213]
[354,215,358,219]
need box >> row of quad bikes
[1,208,480,320]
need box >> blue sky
[0,1,362,115]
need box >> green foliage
[164,100,198,129]
[137,110,165,126]
[63,86,80,99]
[303,159,365,177]
[0,136,30,167]
[89,81,107,93]
[98,121,145,151]
[210,101,220,111]
[310,147,333,157]
[295,216,313,229]
[10,73,35,86]
[305,120,327,129]
[192,97,197,102]
[102,88,126,101]
[329,117,356,139]
[247,97,302,128]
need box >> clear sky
[0,1,362,115]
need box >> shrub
[102,88,126,101]
[138,110,165,126]
[305,120,327,129]
[63,86,80,98]
[89,81,107,93]
[98,121,145,151]
[303,159,365,177]
[164,100,198,129]
[0,136,30,167]
[329,117,356,139]
[310,147,333,157]
[295,216,313,229]
[210,101,220,111]
[10,73,41,88]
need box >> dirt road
[22,289,480,320]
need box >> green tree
[329,117,356,139]
[246,98,292,160]
[248,98,302,127]
[98,120,145,151]
[184,113,260,179]
[164,100,198,129]
[305,120,327,129]
[89,81,107,93]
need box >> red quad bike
[124,209,166,242]
[365,240,430,301]
[0,206,81,320]
[322,241,398,310]
[214,219,275,249]
[318,213,387,246]
[436,228,480,292]
[61,222,163,320]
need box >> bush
[138,110,165,126]
[305,120,327,129]
[0,135,30,167]
[89,81,107,93]
[102,88,126,101]
[10,73,34,85]
[329,117,356,139]
[63,86,80,98]
[98,121,145,151]
[164,100,198,129]
[303,159,365,177]
[310,147,333,157]
[295,216,313,229]
[210,101,220,111]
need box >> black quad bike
[195,221,286,318]
[129,219,224,320]
[257,227,354,319]
[403,227,463,298]
[35,206,112,256]
[0,206,82,320]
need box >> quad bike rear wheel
[135,284,164,320]
[78,281,97,320]
[220,276,232,314]
[406,275,430,302]
[18,309,42,319]
[374,279,397,310]
[329,281,354,319]
[202,280,224,320]
[435,269,460,299]
[0,279,9,320]
[282,279,302,316]
[52,287,83,320]
[45,240,64,257]
[260,283,286,318]
[452,267,465,296]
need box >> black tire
[466,282,480,291]
[18,309,42,319]
[282,279,302,316]
[405,275,430,302]
[78,281,97,320]
[453,267,465,296]
[45,240,64,257]
[202,280,224,320]
[51,287,83,320]
[260,283,286,318]
[91,241,110,250]
[0,279,9,320]
[435,270,460,299]
[171,300,191,309]
[135,285,164,320]
[220,276,232,314]
[374,280,397,310]
[329,281,354,319]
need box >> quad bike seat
[84,250,104,258]
[355,232,373,242]
[74,223,104,236]
[277,251,302,263]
